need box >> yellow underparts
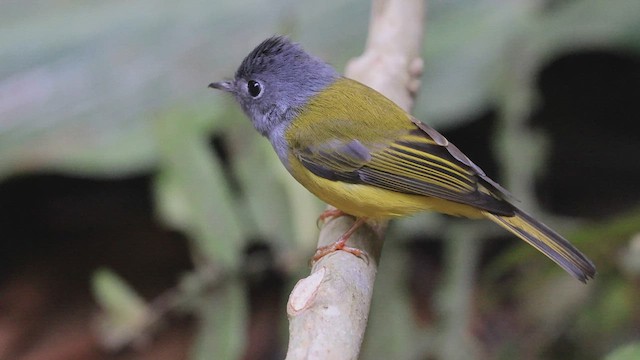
[288,154,484,220]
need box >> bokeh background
[2,0,640,359]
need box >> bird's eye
[247,80,262,98]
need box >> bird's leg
[316,208,347,228]
[312,217,368,262]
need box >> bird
[209,36,595,282]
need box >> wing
[292,117,515,216]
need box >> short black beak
[208,81,233,92]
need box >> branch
[285,1,426,359]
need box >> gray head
[209,36,339,136]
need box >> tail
[483,208,596,283]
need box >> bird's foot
[312,217,369,264]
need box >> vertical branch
[346,0,426,112]
[285,1,426,359]
[495,41,543,211]
[438,224,484,360]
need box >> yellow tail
[483,208,596,283]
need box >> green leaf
[416,0,537,127]
[606,343,640,360]
[362,246,430,360]
[153,106,245,267]
[529,0,640,65]
[191,282,247,360]
[92,268,150,349]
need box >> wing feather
[292,120,514,215]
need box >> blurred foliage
[606,343,640,360]
[3,0,640,359]
[93,268,153,349]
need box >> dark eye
[247,80,262,97]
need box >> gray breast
[268,122,293,172]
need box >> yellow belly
[288,155,484,220]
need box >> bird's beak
[208,80,233,92]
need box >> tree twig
[285,1,426,358]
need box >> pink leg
[312,217,368,262]
[316,208,347,227]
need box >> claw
[311,217,368,263]
[312,243,368,264]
